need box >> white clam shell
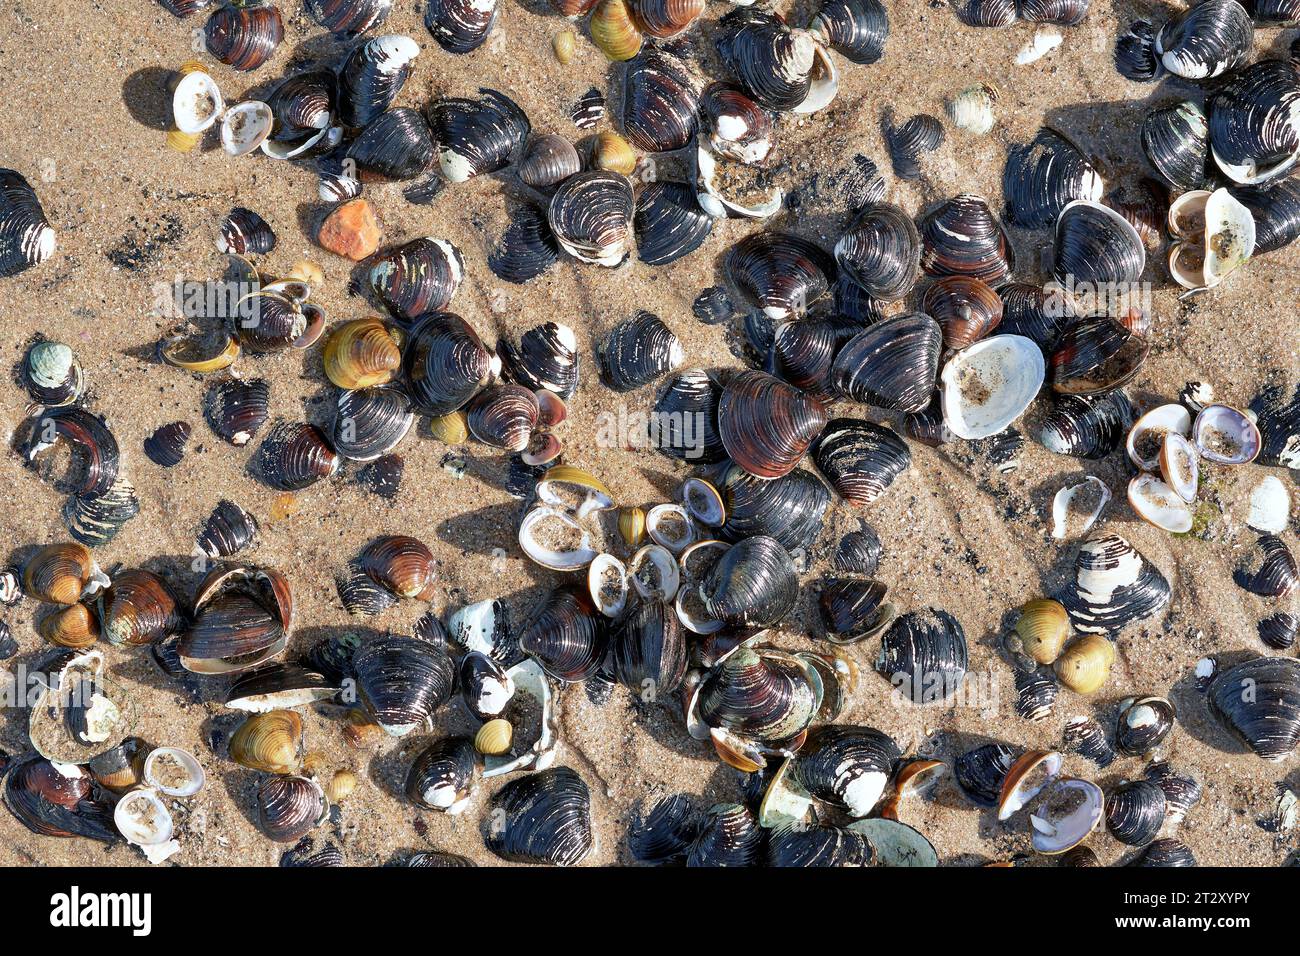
[1247,475,1292,534]
[173,70,225,135]
[939,334,1044,440]
[1128,473,1194,533]
[220,101,274,157]
[1126,403,1191,471]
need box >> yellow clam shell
[475,718,514,756]
[618,506,646,548]
[428,410,469,444]
[39,603,99,649]
[229,709,304,774]
[552,29,577,64]
[1014,598,1071,665]
[322,318,403,391]
[590,0,643,62]
[594,131,637,176]
[326,769,358,803]
[166,127,201,153]
[1053,634,1115,695]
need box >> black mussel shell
[1208,58,1300,181]
[226,662,337,711]
[601,311,684,393]
[770,315,863,399]
[700,536,799,628]
[1063,715,1115,767]
[179,567,292,674]
[1233,534,1298,598]
[922,276,1003,350]
[256,421,340,491]
[403,312,494,415]
[1061,846,1102,867]
[686,802,763,867]
[354,634,456,735]
[429,88,530,183]
[217,207,277,255]
[767,824,874,866]
[834,274,884,324]
[1062,534,1171,635]
[742,310,774,364]
[204,4,284,71]
[1250,381,1300,469]
[1014,668,1057,722]
[257,775,326,843]
[486,766,593,866]
[813,0,888,64]
[425,0,498,54]
[834,203,920,300]
[518,586,608,682]
[955,0,1017,27]
[954,742,1018,806]
[1231,179,1300,253]
[347,108,434,181]
[548,170,634,266]
[466,384,539,452]
[1260,612,1299,650]
[336,559,400,617]
[1142,101,1210,192]
[726,231,836,319]
[819,577,890,643]
[831,312,942,413]
[398,850,475,866]
[159,0,215,16]
[1019,0,1089,24]
[1115,19,1162,82]
[876,608,968,703]
[1157,0,1254,80]
[518,134,581,190]
[1106,779,1167,846]
[306,631,364,684]
[796,725,900,816]
[358,453,404,499]
[622,49,698,153]
[813,418,910,505]
[3,754,116,842]
[570,87,604,128]
[406,736,476,811]
[654,369,726,463]
[1003,128,1103,229]
[144,421,191,467]
[919,194,1014,286]
[306,0,391,32]
[1249,0,1300,22]
[265,70,334,144]
[1116,695,1175,756]
[0,168,56,278]
[21,406,120,497]
[634,0,704,37]
[833,526,882,574]
[720,466,830,553]
[904,395,954,447]
[612,600,687,697]
[338,36,419,130]
[1052,200,1145,292]
[634,181,713,266]
[699,84,773,164]
[23,340,82,407]
[718,369,827,479]
[1137,837,1196,867]
[499,322,578,400]
[1050,316,1149,396]
[447,598,516,661]
[459,651,512,720]
[628,793,700,865]
[1145,761,1202,822]
[65,477,140,547]
[490,204,560,284]
[998,282,1074,352]
[1034,389,1134,458]
[238,292,306,354]
[716,9,820,113]
[334,386,413,462]
[883,111,943,180]
[0,622,16,660]
[280,835,344,867]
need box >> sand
[0,0,1298,867]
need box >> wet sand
[0,0,1298,866]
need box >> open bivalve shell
[173,69,225,134]
[995,749,1103,855]
[940,334,1044,440]
[221,101,275,157]
[1166,188,1256,291]
[1126,403,1191,471]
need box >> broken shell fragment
[1051,476,1111,539]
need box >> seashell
[1247,475,1291,534]
[955,743,1018,807]
[1052,199,1146,295]
[1054,633,1114,693]
[461,651,515,720]
[685,802,763,866]
[23,341,83,407]
[634,0,704,37]
[919,194,1013,286]
[225,663,337,712]
[1116,695,1175,756]
[406,736,476,812]
[518,506,597,572]
[24,543,107,606]
[654,369,726,463]
[305,0,391,32]
[997,282,1074,353]
[359,535,437,600]
[489,204,561,283]
[143,421,190,473]
[769,316,864,400]
[425,0,498,54]
[572,88,607,131]
[204,4,283,72]
[1063,714,1115,766]
[767,824,873,867]
[1062,534,1170,635]
[519,586,608,682]
[834,203,920,301]
[590,0,644,62]
[1193,403,1261,464]
[347,108,435,181]
[1166,188,1256,291]
[160,0,215,16]
[548,170,634,266]
[1142,101,1210,193]
[264,70,333,142]
[64,477,139,548]
[323,319,402,391]
[98,570,179,647]
[333,386,413,462]
[1233,534,1298,598]
[486,767,593,866]
[499,323,579,399]
[1003,128,1104,229]
[1208,59,1300,184]
[1260,612,1299,650]
[612,599,687,695]
[1230,179,1300,254]
[1156,0,1253,80]
[955,0,1017,27]
[236,291,307,354]
[403,312,495,416]
[727,232,835,319]
[205,377,270,447]
[1049,316,1148,396]
[1126,402,1191,472]
[1115,19,1162,81]
[876,609,968,703]
[634,181,713,266]
[171,68,224,137]
[794,724,897,819]
[257,775,327,843]
[1035,390,1134,459]
[883,112,944,180]
[621,49,698,154]
[159,322,240,372]
[716,9,838,114]
[21,406,120,497]
[695,646,819,747]
[923,276,1003,351]
[466,384,539,452]
[354,634,456,736]
[1144,761,1201,823]
[831,312,943,413]
[947,83,998,136]
[699,537,798,630]
[817,577,892,644]
[3,755,116,842]
[720,466,829,553]
[719,370,826,479]
[812,418,910,505]
[600,311,684,392]
[429,89,530,184]
[1138,838,1196,866]
[645,503,695,555]
[833,527,882,576]
[811,0,888,64]
[180,565,293,674]
[256,421,340,491]
[1019,0,1089,25]
[628,793,700,864]
[230,710,303,774]
[1251,380,1300,469]
[940,334,1044,440]
[446,598,516,662]
[1014,598,1071,666]
[39,603,99,648]
[475,718,512,756]
[700,84,773,164]
[1208,655,1300,760]
[1015,668,1058,722]
[335,36,418,133]
[518,134,581,190]
[1104,779,1166,846]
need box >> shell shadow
[121,67,176,132]
[434,500,528,557]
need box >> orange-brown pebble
[317,199,381,261]
[270,493,299,522]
